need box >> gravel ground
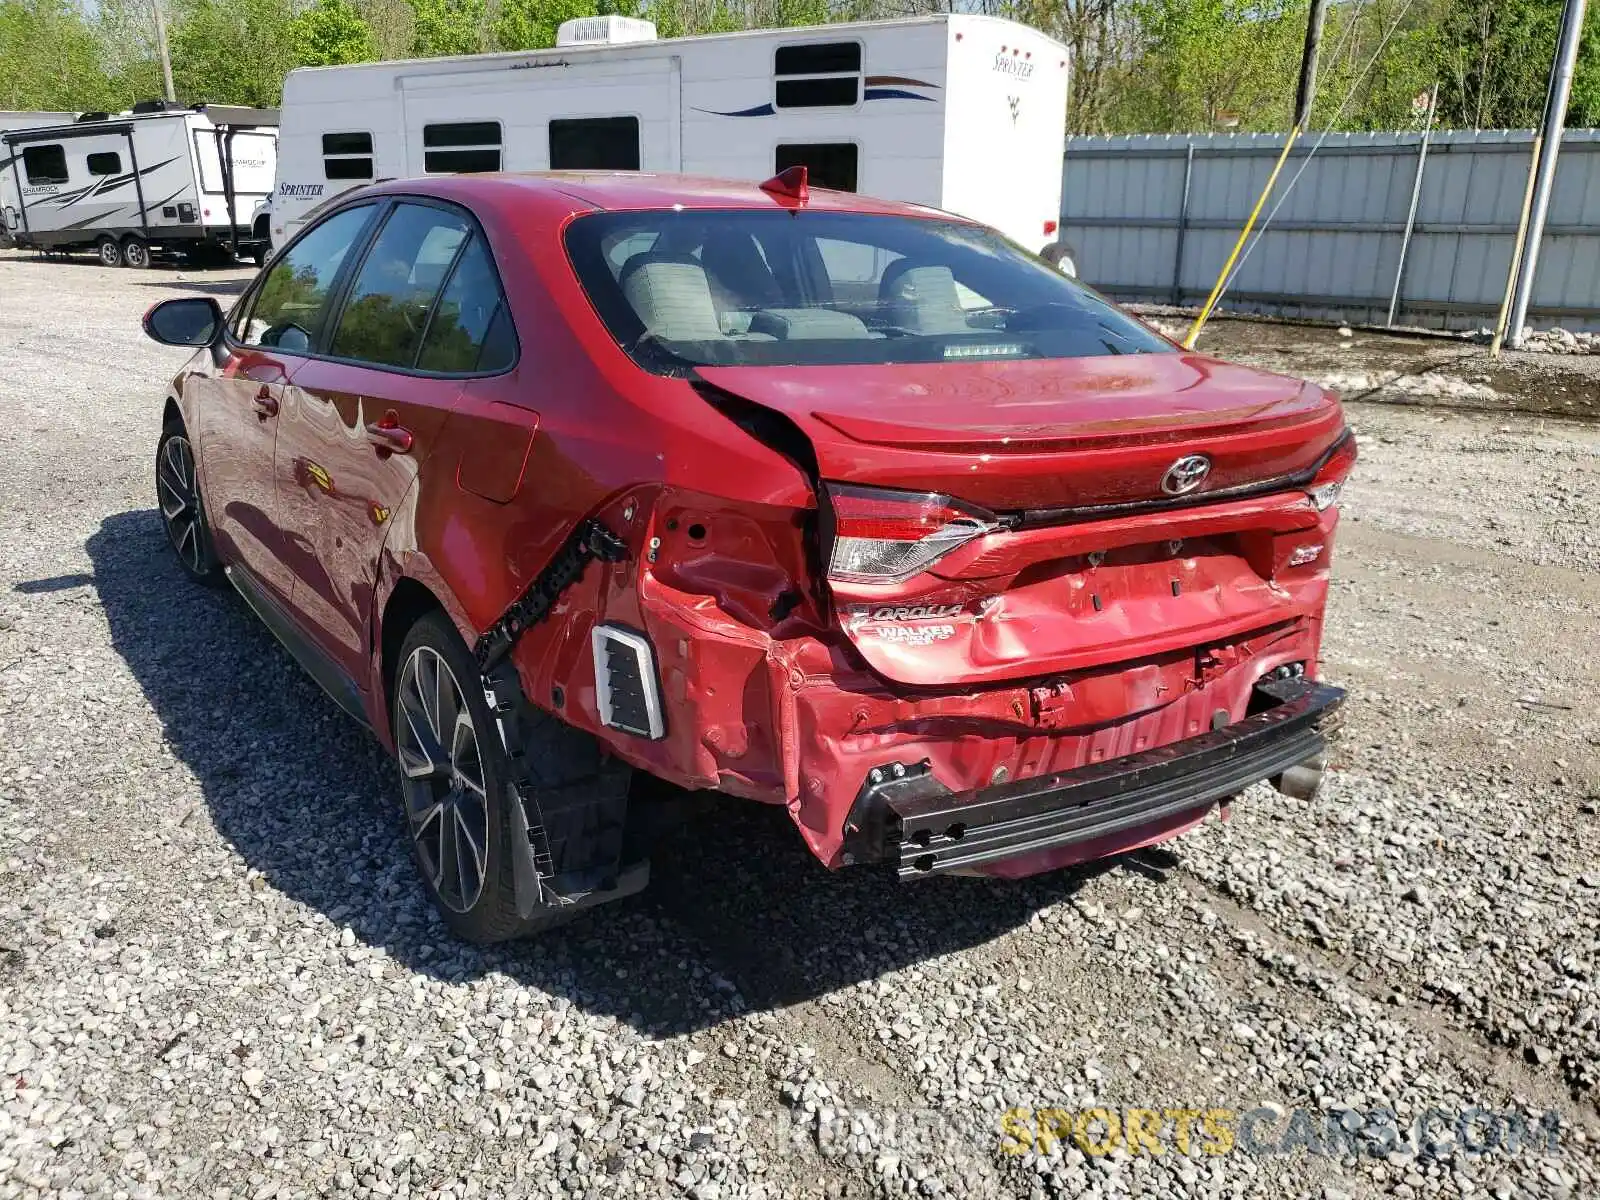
[1147,313,1600,423]
[2,249,1599,1200]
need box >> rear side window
[417,236,516,373]
[423,122,501,173]
[548,116,640,171]
[322,131,373,180]
[775,42,862,109]
[329,203,472,368]
[240,204,375,352]
[87,151,122,176]
[22,144,68,185]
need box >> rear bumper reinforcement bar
[861,676,1344,879]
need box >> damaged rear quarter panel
[384,194,819,776]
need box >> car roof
[361,171,959,221]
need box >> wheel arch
[379,576,446,709]
[368,549,482,749]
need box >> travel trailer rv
[0,112,80,134]
[1,102,278,266]
[269,15,1074,267]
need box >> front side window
[87,151,122,176]
[566,210,1169,373]
[322,131,373,180]
[328,202,472,368]
[423,122,501,174]
[22,145,68,185]
[239,204,375,352]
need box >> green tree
[91,0,166,109]
[1015,0,1142,134]
[409,0,486,56]
[1112,0,1308,131]
[492,0,595,51]
[1419,0,1600,128]
[292,0,378,65]
[356,0,415,58]
[0,0,114,109]
[168,0,298,104]
[643,0,751,38]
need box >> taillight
[825,485,998,584]
[1306,433,1357,511]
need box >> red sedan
[142,169,1351,942]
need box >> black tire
[96,237,121,268]
[250,244,268,268]
[185,243,227,268]
[121,235,151,269]
[156,418,224,585]
[391,611,585,943]
[1042,240,1079,279]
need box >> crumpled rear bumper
[627,569,1336,878]
[842,676,1343,878]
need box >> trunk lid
[694,352,1345,514]
[697,352,1349,690]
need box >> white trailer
[270,14,1073,266]
[0,112,80,134]
[0,102,279,267]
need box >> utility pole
[1506,0,1588,348]
[1183,0,1325,347]
[152,0,176,103]
[1293,0,1329,129]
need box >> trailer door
[398,56,679,177]
[194,127,277,228]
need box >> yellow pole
[1491,133,1544,358]
[1182,126,1303,350]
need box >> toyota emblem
[1161,454,1211,495]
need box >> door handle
[364,413,414,455]
[252,385,278,419]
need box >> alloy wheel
[97,239,120,267]
[156,434,204,573]
[396,646,490,913]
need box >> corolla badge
[1161,454,1212,495]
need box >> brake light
[825,485,998,584]
[1306,433,1357,511]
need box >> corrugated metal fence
[1060,130,1600,331]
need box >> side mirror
[143,296,223,347]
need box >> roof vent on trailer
[555,15,657,47]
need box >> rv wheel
[96,238,121,268]
[121,236,151,270]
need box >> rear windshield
[564,210,1171,374]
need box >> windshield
[564,210,1172,373]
